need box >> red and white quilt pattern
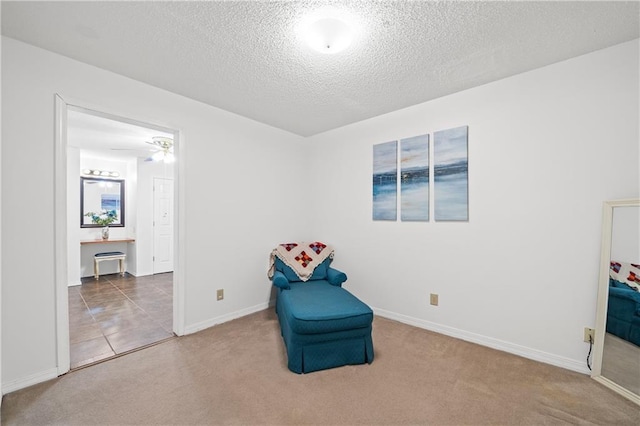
[268,241,334,282]
[610,261,640,291]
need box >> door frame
[54,94,186,375]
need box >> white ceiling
[67,109,173,160]
[2,1,639,137]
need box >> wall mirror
[80,177,125,228]
[592,198,640,405]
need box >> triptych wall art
[372,141,397,221]
[372,126,468,222]
[400,134,430,221]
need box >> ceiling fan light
[163,152,176,164]
[151,151,165,162]
[152,136,173,147]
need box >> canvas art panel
[400,134,429,221]
[434,126,468,221]
[373,141,398,221]
[101,193,120,211]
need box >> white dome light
[303,17,354,54]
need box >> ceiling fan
[145,136,175,163]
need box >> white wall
[1,36,307,390]
[306,40,639,372]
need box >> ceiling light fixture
[146,136,175,163]
[298,6,361,56]
[81,169,120,178]
[151,150,175,164]
[303,17,354,54]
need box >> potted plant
[84,209,118,239]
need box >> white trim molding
[373,307,589,374]
[54,94,71,375]
[184,302,273,336]
[2,368,59,395]
[593,376,640,406]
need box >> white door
[153,177,174,274]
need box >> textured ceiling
[2,1,639,137]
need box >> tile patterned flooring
[68,272,174,369]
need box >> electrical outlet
[584,327,595,343]
[217,289,224,301]
[430,293,439,306]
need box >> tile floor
[68,272,174,369]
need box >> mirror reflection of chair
[592,199,640,406]
[94,251,126,279]
[607,261,640,346]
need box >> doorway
[54,95,184,373]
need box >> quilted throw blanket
[610,261,640,291]
[268,242,334,282]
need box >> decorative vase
[101,226,109,240]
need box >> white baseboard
[131,270,154,278]
[184,301,272,335]
[373,307,589,374]
[2,367,59,395]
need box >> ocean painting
[434,126,468,221]
[373,141,398,221]
[400,134,429,221]
[101,193,120,211]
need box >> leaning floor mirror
[592,198,640,405]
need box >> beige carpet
[2,309,639,425]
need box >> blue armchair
[607,279,640,346]
[271,257,374,373]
